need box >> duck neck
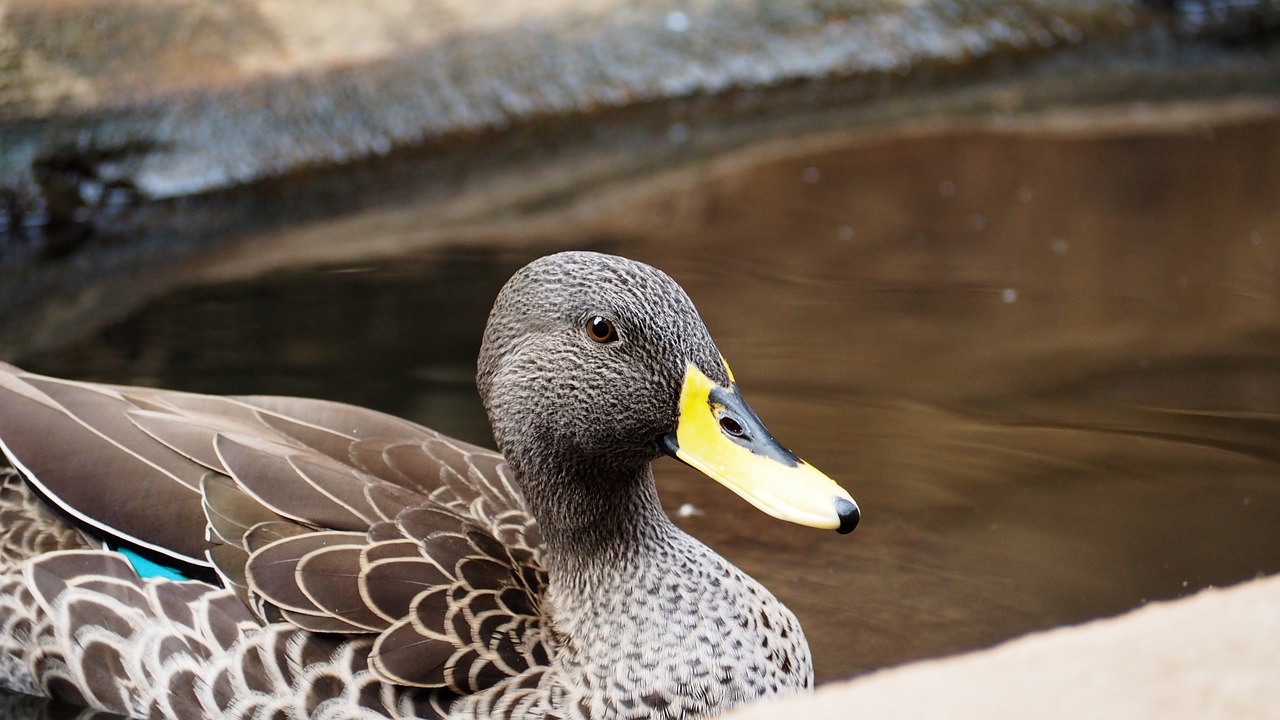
[511,452,676,568]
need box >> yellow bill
[661,363,859,533]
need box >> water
[8,110,1280,698]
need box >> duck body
[0,252,854,719]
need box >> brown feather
[245,532,366,614]
[23,377,206,491]
[197,591,259,650]
[71,576,149,611]
[253,412,364,467]
[242,521,310,553]
[387,441,479,499]
[0,468,90,565]
[78,638,130,711]
[126,410,233,474]
[363,482,429,524]
[206,543,251,605]
[26,551,135,612]
[496,586,537,618]
[360,557,450,623]
[214,434,372,531]
[0,375,208,562]
[134,392,266,426]
[361,537,423,563]
[395,506,471,542]
[421,533,484,576]
[295,545,388,631]
[279,607,374,634]
[348,438,417,488]
[369,616,455,688]
[464,529,509,563]
[64,595,137,640]
[363,521,397,546]
[456,556,513,592]
[236,396,434,445]
[200,472,282,546]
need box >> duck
[0,251,859,720]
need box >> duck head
[476,251,858,537]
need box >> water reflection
[13,114,1280,690]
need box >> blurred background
[2,0,1279,711]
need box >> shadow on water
[11,111,1280,692]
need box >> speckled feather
[0,252,817,719]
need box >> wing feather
[0,370,210,569]
[1,363,553,700]
[245,532,366,615]
[295,545,389,632]
[214,434,374,532]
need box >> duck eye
[586,315,618,343]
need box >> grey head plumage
[479,252,727,457]
[477,252,728,550]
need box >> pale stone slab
[729,573,1280,720]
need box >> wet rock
[726,574,1280,720]
[1,0,1277,238]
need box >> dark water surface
[15,111,1280,691]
